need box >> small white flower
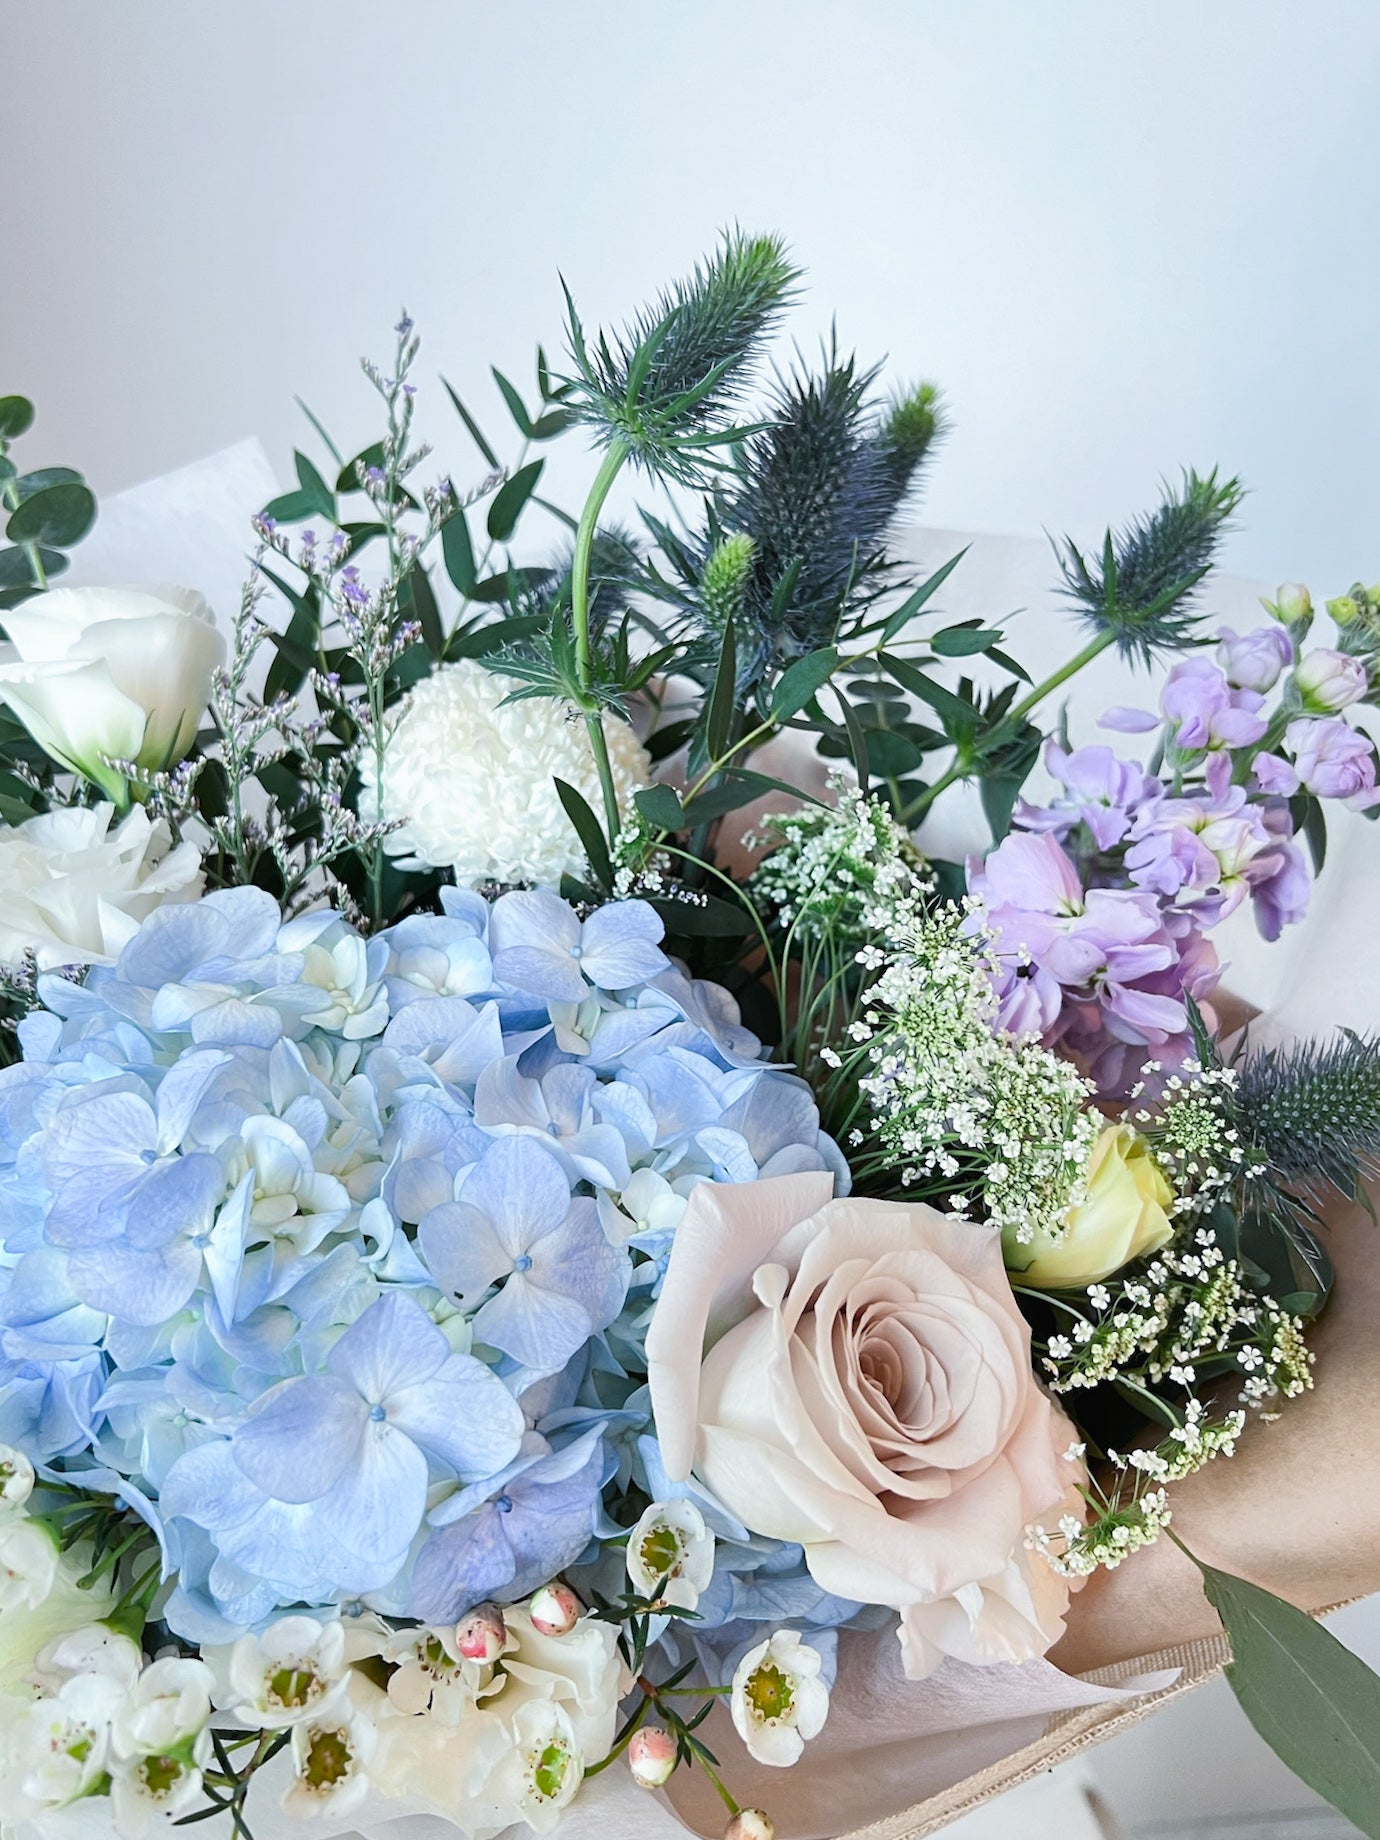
[360,657,652,887]
[209,1615,348,1727]
[383,1623,487,1721]
[34,1622,143,1692]
[281,912,390,1039]
[0,1443,35,1511]
[485,1699,584,1832]
[626,1500,715,1609]
[0,1518,57,1611]
[730,1632,830,1768]
[110,1731,213,1839]
[107,1658,214,1839]
[284,1709,377,1819]
[9,1671,124,1811]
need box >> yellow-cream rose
[1004,1124,1173,1290]
[645,1173,1084,1679]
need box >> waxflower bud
[628,1725,678,1789]
[454,1602,507,1663]
[0,1442,35,1511]
[528,1582,582,1637]
[725,1812,775,1840]
[1264,582,1313,639]
[1295,647,1368,712]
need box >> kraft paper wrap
[19,491,1375,1840]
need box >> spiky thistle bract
[1055,467,1245,664]
[562,229,799,482]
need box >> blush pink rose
[646,1173,1084,1678]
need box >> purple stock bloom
[1256,717,1380,807]
[1014,742,1161,850]
[489,890,669,1004]
[1160,657,1269,751]
[1216,624,1293,693]
[418,1135,628,1372]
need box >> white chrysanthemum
[361,659,651,887]
[0,802,203,971]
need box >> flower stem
[571,439,631,840]
[1007,631,1114,725]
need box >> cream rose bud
[646,1174,1079,1681]
[730,1631,829,1768]
[0,585,224,797]
[626,1500,715,1609]
[1005,1124,1173,1290]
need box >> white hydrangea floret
[360,658,651,887]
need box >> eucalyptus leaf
[634,783,686,831]
[877,548,969,645]
[441,378,501,470]
[553,776,612,891]
[1199,1563,1380,1837]
[6,481,96,548]
[931,622,1003,657]
[441,507,478,595]
[12,467,83,501]
[0,396,35,440]
[486,460,545,543]
[0,544,66,590]
[705,619,737,762]
[772,647,840,721]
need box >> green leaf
[6,482,96,549]
[880,650,979,735]
[646,717,696,763]
[0,396,35,440]
[648,892,752,937]
[862,727,924,778]
[634,783,686,831]
[705,619,737,762]
[293,450,337,521]
[441,378,500,470]
[0,544,65,590]
[836,691,870,791]
[261,488,317,523]
[441,507,478,596]
[399,563,444,659]
[13,466,83,500]
[1199,1563,1380,1837]
[446,613,549,660]
[467,567,549,604]
[931,622,1003,657]
[553,776,613,891]
[772,647,840,721]
[486,460,545,543]
[260,571,320,701]
[878,548,969,645]
[294,396,344,468]
[531,408,572,441]
[491,367,533,438]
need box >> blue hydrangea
[0,885,846,1639]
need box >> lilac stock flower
[1216,623,1293,693]
[418,1135,628,1372]
[1255,717,1380,807]
[1160,657,1269,752]
[489,889,668,1003]
[411,1428,606,1622]
[1014,743,1160,851]
[1293,648,1369,713]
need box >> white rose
[0,584,224,797]
[0,802,203,970]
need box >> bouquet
[1,233,1378,1840]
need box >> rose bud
[454,1602,506,1663]
[725,1812,776,1840]
[628,1725,678,1789]
[528,1582,582,1636]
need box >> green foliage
[0,395,98,610]
[1237,1028,1380,1203]
[1056,467,1244,664]
[563,227,799,480]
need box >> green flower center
[638,1525,682,1579]
[303,1726,353,1790]
[268,1663,322,1710]
[140,1753,186,1800]
[745,1660,794,1724]
[532,1741,571,1801]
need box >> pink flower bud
[528,1582,582,1637]
[628,1725,678,1789]
[453,1602,506,1664]
[725,1812,775,1840]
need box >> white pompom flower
[730,1632,830,1768]
[360,659,651,887]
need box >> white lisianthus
[0,585,225,798]
[360,658,651,887]
[108,1656,214,1838]
[284,1708,377,1819]
[730,1631,829,1768]
[0,802,203,970]
[0,1518,58,1610]
[0,1442,35,1511]
[205,1615,348,1727]
[626,1500,715,1610]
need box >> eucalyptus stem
[571,438,631,838]
[1006,630,1114,725]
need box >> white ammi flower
[360,658,651,887]
[0,802,203,971]
[730,1631,830,1768]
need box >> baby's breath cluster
[1030,1487,1174,1578]
[747,776,931,942]
[854,901,1099,1233]
[1040,1225,1313,1412]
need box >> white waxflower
[730,1632,830,1768]
[382,1622,488,1721]
[108,1656,214,1838]
[0,1443,35,1511]
[626,1500,715,1610]
[0,585,224,799]
[0,1518,58,1611]
[480,1699,584,1835]
[207,1615,348,1727]
[284,1709,377,1819]
[34,1622,143,1692]
[6,1671,125,1815]
[360,657,651,887]
[0,802,203,971]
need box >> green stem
[571,439,631,839]
[1007,631,1114,726]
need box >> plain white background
[4,4,1379,1832]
